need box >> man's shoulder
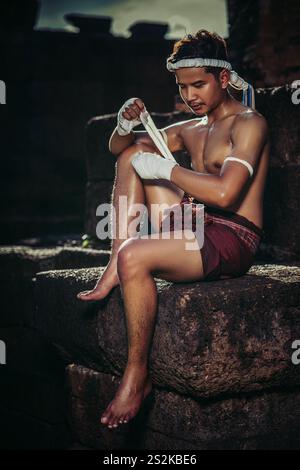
[232,108,268,135]
[230,108,269,154]
[164,116,206,130]
[171,117,208,136]
[161,117,206,151]
[160,117,193,152]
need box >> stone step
[35,263,300,399]
[0,245,110,327]
[66,364,300,450]
[0,245,110,448]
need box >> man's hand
[131,151,179,180]
[117,98,147,136]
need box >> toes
[77,290,89,297]
[118,415,125,425]
[100,414,109,424]
[77,288,104,301]
[77,290,94,299]
[111,415,121,428]
[101,407,112,425]
[108,419,118,429]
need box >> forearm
[108,127,135,156]
[170,165,226,208]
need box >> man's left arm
[170,113,268,208]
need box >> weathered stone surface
[35,264,300,399]
[256,86,300,167]
[66,364,300,450]
[0,245,109,326]
[0,245,110,272]
[227,0,300,87]
[258,165,300,260]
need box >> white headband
[166,57,255,106]
[166,58,232,72]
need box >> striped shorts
[160,192,264,281]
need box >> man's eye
[178,84,204,89]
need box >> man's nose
[185,87,197,102]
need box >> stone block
[66,364,300,450]
[0,246,110,326]
[35,264,300,399]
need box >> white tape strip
[140,111,176,162]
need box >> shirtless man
[77,30,269,429]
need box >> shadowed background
[0,0,299,244]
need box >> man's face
[175,67,226,116]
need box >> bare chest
[183,122,233,174]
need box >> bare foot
[77,257,119,301]
[100,368,153,429]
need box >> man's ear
[219,69,230,89]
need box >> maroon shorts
[159,192,264,282]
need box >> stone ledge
[0,245,110,273]
[0,245,110,327]
[35,263,300,399]
[66,364,300,450]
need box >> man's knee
[118,142,156,162]
[117,238,141,278]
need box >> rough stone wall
[227,0,300,86]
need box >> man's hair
[167,29,229,80]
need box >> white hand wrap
[117,98,145,136]
[131,151,179,181]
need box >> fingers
[122,98,145,120]
[123,106,138,120]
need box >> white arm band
[223,156,254,177]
